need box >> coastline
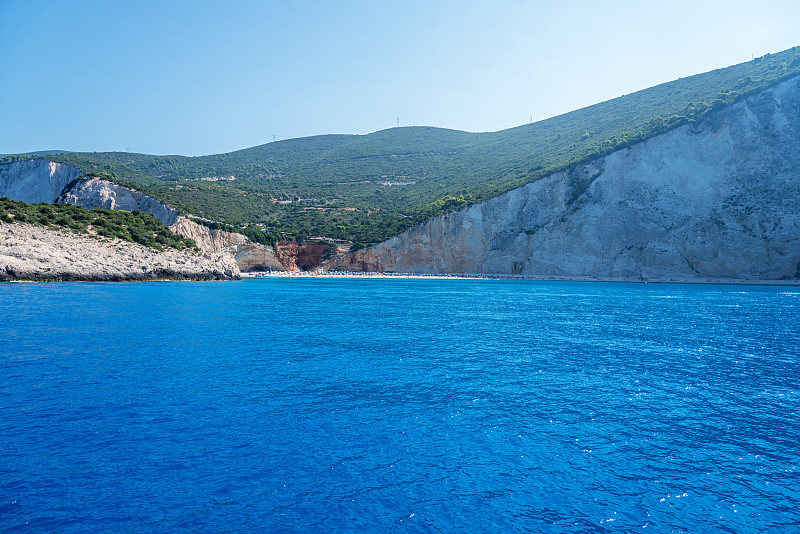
[3,222,796,286]
[241,271,800,286]
[1,223,240,282]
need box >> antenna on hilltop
[273,134,276,142]
[397,117,399,127]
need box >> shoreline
[1,223,240,283]
[241,271,800,286]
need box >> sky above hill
[2,0,799,156]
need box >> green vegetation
[3,46,799,244]
[0,198,197,251]
[190,218,280,247]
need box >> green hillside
[4,46,800,244]
[0,198,196,251]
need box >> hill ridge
[3,46,799,245]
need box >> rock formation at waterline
[0,223,240,281]
[0,161,294,273]
[335,77,800,280]
[169,216,293,271]
[0,162,241,280]
[5,75,800,280]
[63,178,293,271]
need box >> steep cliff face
[0,160,82,203]
[170,217,295,271]
[276,241,334,271]
[338,77,800,280]
[61,178,294,270]
[61,177,179,226]
[0,161,179,225]
[0,162,293,272]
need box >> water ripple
[1,280,798,533]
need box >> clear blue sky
[2,0,799,156]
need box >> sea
[1,278,798,533]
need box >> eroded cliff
[61,178,295,270]
[336,76,800,280]
[60,177,180,226]
[0,160,82,203]
[170,217,294,271]
[0,161,295,272]
[0,223,240,281]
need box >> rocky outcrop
[169,216,249,253]
[169,217,294,271]
[61,177,179,226]
[0,161,294,272]
[0,161,179,225]
[0,160,82,203]
[235,243,296,272]
[336,76,800,280]
[60,178,294,270]
[0,223,240,281]
[276,241,333,271]
[167,224,338,272]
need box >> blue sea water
[1,278,799,533]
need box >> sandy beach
[241,270,800,286]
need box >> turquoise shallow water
[1,278,799,533]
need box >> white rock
[0,161,292,272]
[169,217,293,271]
[338,76,800,280]
[0,223,240,281]
[0,160,81,203]
[61,177,179,226]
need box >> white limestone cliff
[0,160,82,203]
[0,159,293,273]
[337,76,800,280]
[61,177,293,271]
[170,217,293,271]
[60,177,180,226]
[0,223,240,281]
